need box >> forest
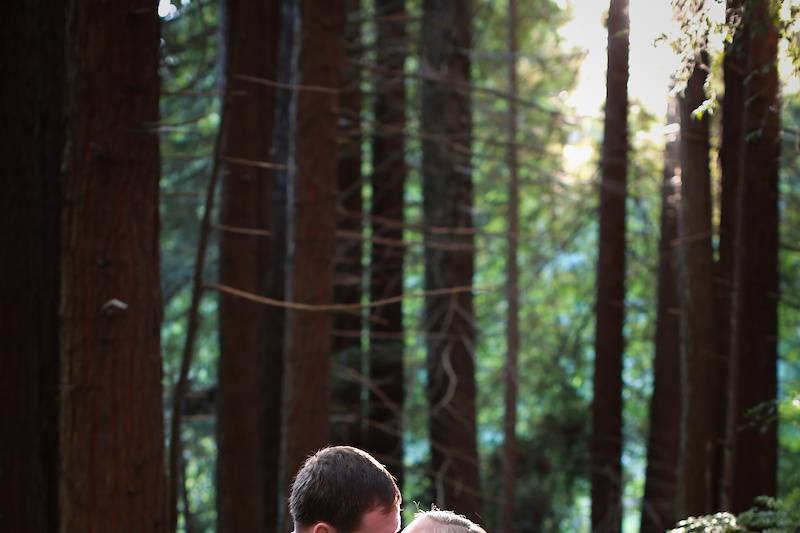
[2,0,800,532]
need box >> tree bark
[724,0,780,513]
[421,0,481,523]
[59,1,167,531]
[367,0,407,490]
[500,0,519,532]
[0,2,63,531]
[216,0,278,531]
[331,0,365,448]
[277,0,345,529]
[677,51,717,519]
[591,1,628,531]
[265,0,297,527]
[714,0,745,508]
[640,97,681,533]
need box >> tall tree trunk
[500,0,519,532]
[715,0,745,508]
[724,0,780,513]
[677,50,717,518]
[0,2,63,532]
[421,0,481,523]
[59,1,167,531]
[640,97,681,533]
[277,0,345,529]
[591,0,628,531]
[367,0,407,490]
[331,0,365,448]
[265,0,297,527]
[216,0,278,531]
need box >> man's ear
[311,522,337,533]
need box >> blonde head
[403,509,487,533]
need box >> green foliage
[779,94,800,498]
[159,1,221,531]
[468,0,593,530]
[669,512,742,533]
[779,2,800,70]
[668,0,800,105]
[738,494,800,532]
[669,493,800,532]
[483,410,590,531]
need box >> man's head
[401,510,486,533]
[289,446,402,533]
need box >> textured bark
[277,0,345,529]
[677,53,717,518]
[266,1,296,528]
[0,2,63,532]
[216,0,278,531]
[59,2,167,531]
[591,1,628,531]
[421,0,481,523]
[500,0,519,532]
[331,0,365,448]
[640,98,681,533]
[724,0,780,513]
[367,0,407,489]
[714,0,745,508]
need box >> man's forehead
[355,503,401,533]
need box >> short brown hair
[412,509,487,533]
[289,446,401,532]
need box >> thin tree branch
[236,73,339,94]
[168,93,228,533]
[223,155,288,170]
[211,222,272,237]
[206,281,493,311]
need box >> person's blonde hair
[411,509,487,533]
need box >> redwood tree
[714,0,745,508]
[724,0,780,512]
[331,0,365,448]
[640,98,681,533]
[0,2,63,531]
[216,0,278,531]
[677,49,717,518]
[421,0,481,522]
[591,0,629,531]
[367,0,407,488]
[277,0,345,528]
[265,0,297,527]
[59,1,167,531]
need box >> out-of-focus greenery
[668,492,800,532]
[160,0,221,530]
[778,93,800,499]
